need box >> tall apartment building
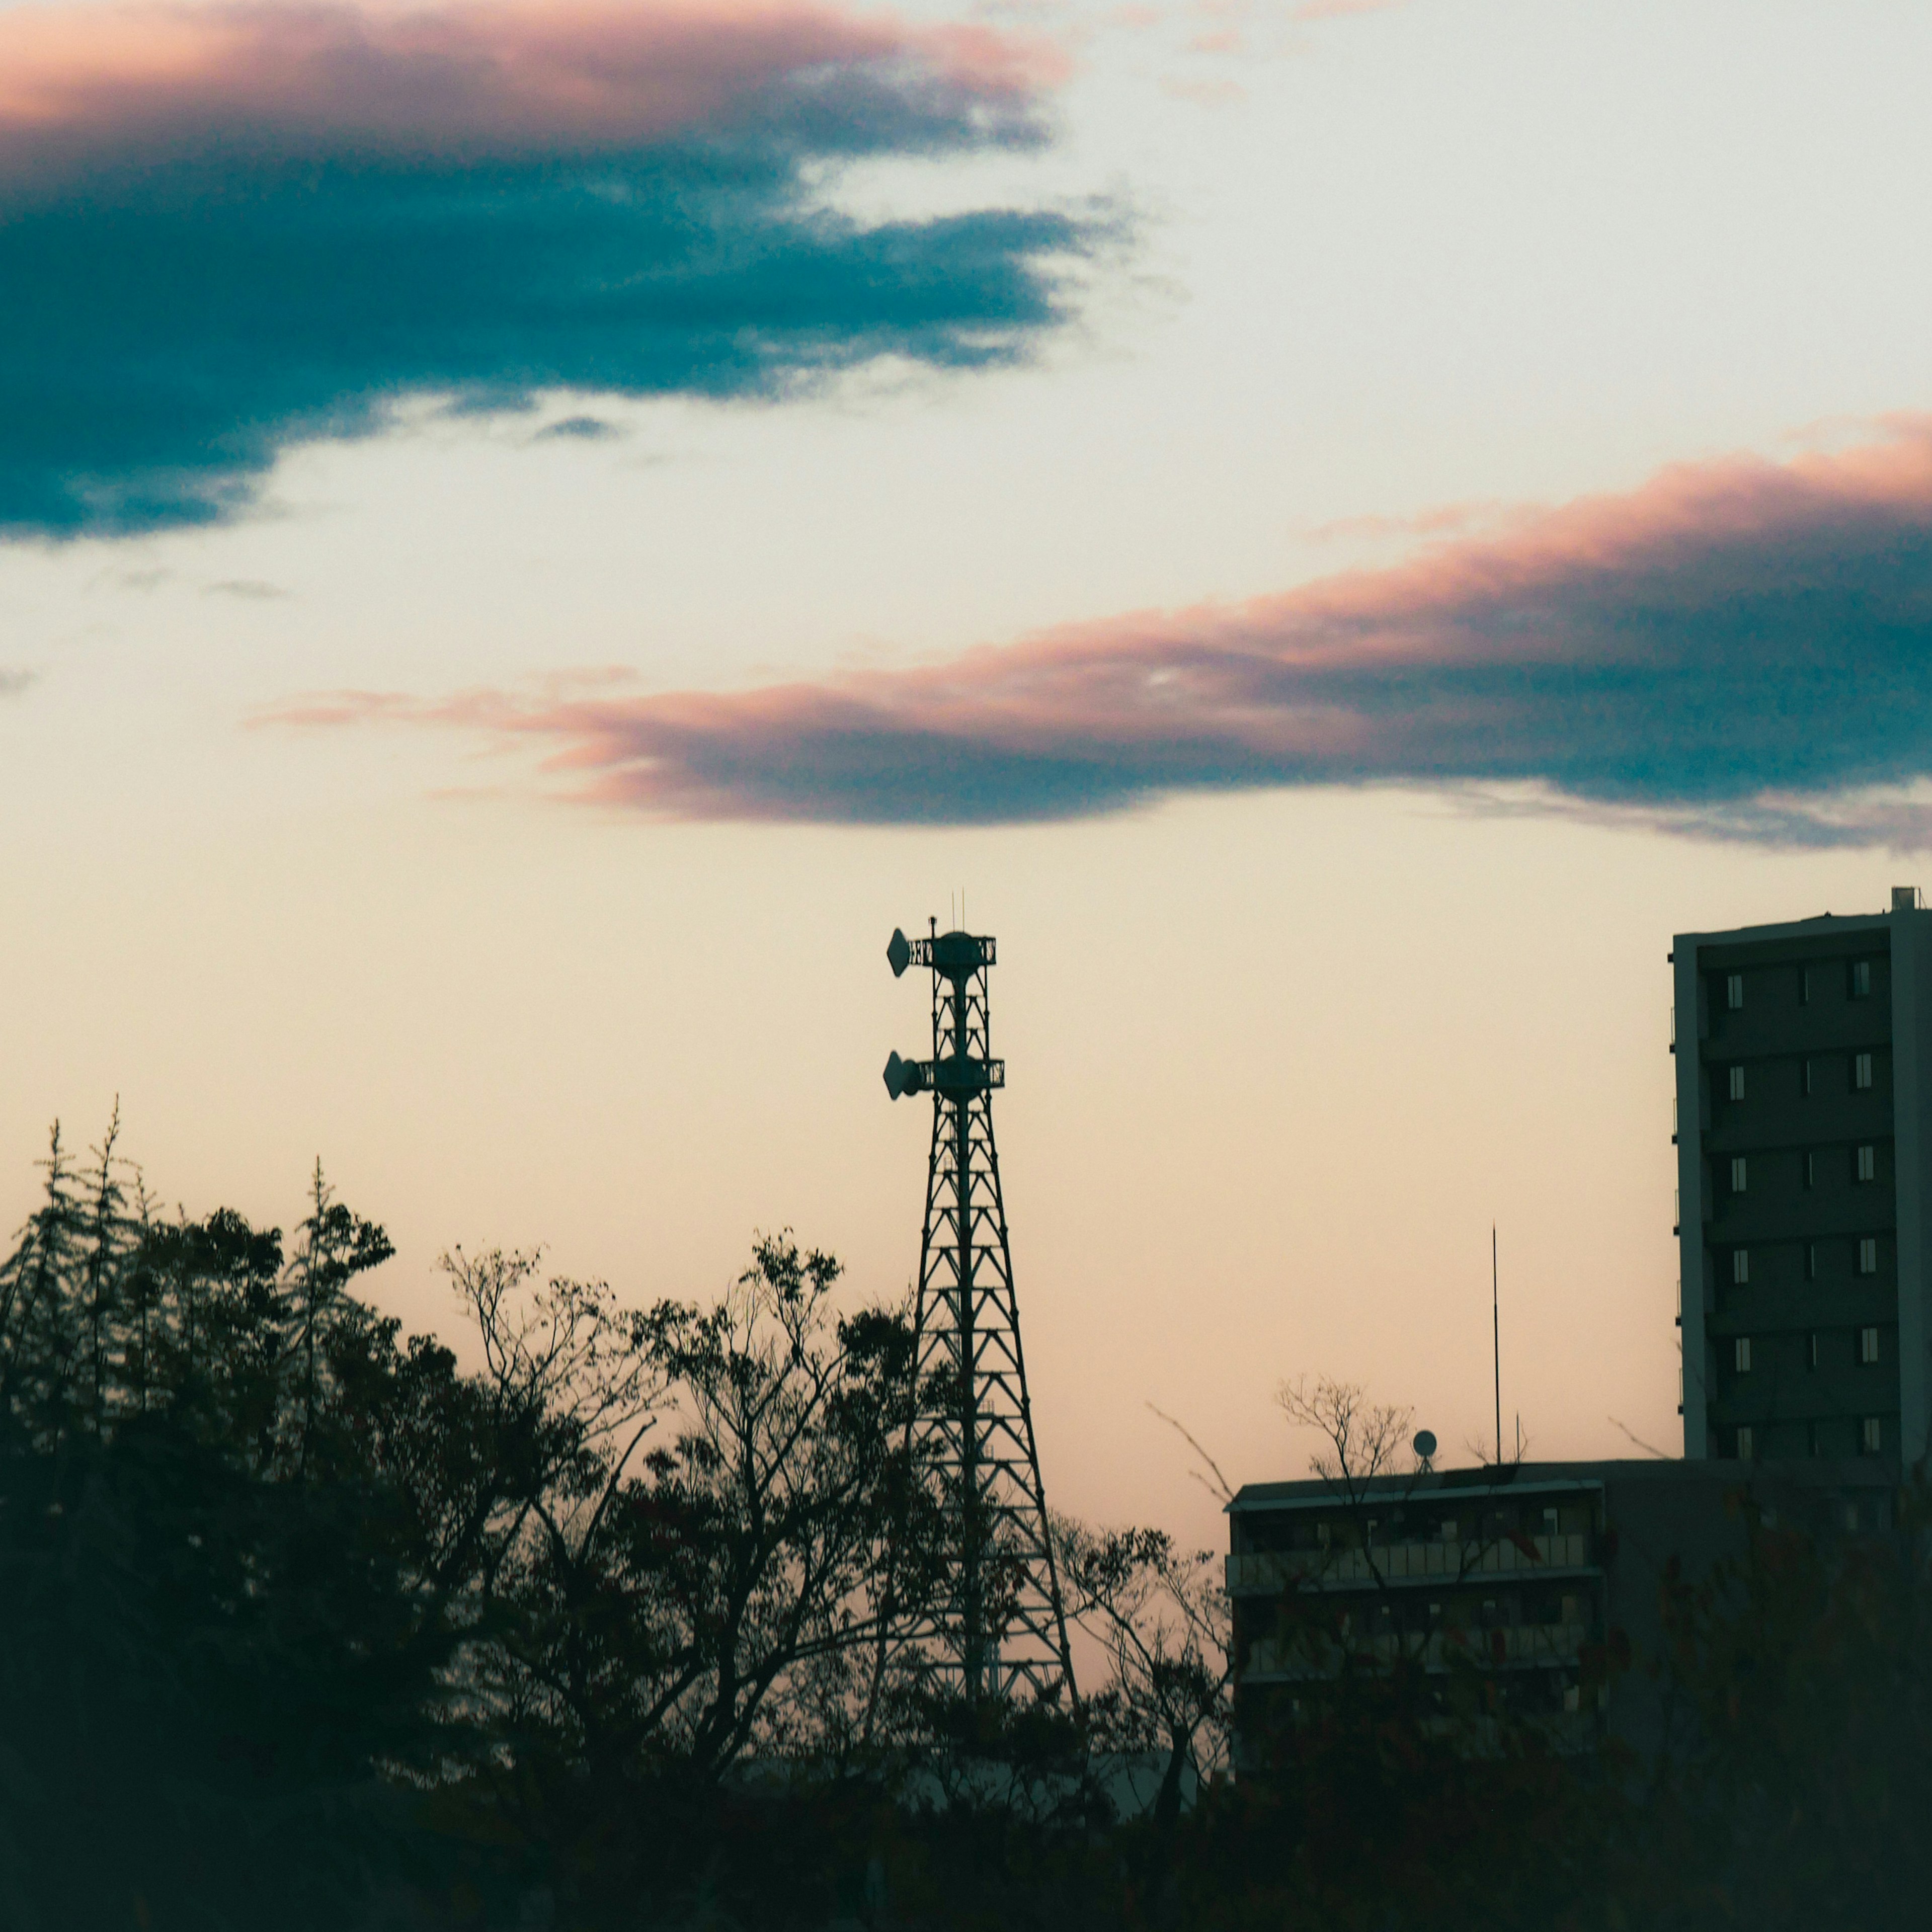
[1673,889,1932,1464]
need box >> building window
[1732,1248,1750,1285]
[1860,1236,1879,1276]
[1731,1156,1748,1193]
[1734,1336,1753,1373]
[1861,1325,1881,1365]
[1800,968,1812,1005]
[1858,1144,1877,1183]
[1855,1052,1874,1091]
[1737,1425,1755,1459]
[1807,1242,1819,1281]
[1808,1332,1820,1371]
[1803,1058,1815,1097]
[1804,1151,1816,1190]
[1862,1416,1883,1455]
[1726,973,1744,1010]
[1852,959,1872,999]
[1729,1065,1745,1101]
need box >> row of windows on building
[1723,1054,1876,1101]
[1336,1593,1590,1637]
[1726,1146,1880,1193]
[1346,1505,1582,1548]
[1732,1328,1883,1374]
[1266,1503,1592,1555]
[1729,1238,1882,1283]
[1723,960,1876,1011]
[1734,1418,1886,1459]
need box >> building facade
[1673,890,1932,1464]
[1227,1458,1897,1762]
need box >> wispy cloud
[204,578,289,599]
[263,422,1932,848]
[534,416,622,443]
[1291,0,1414,20]
[0,1,1093,538]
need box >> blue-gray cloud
[0,3,1091,538]
[265,425,1932,848]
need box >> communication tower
[881,920,1075,1704]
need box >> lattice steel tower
[881,921,1075,1705]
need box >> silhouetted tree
[434,1233,931,1923]
[19,1115,1925,1932]
[1056,1518,1230,1840]
[0,1130,494,1931]
[1608,1479,1932,1930]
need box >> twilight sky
[4,0,1931,1553]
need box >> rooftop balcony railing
[1243,1620,1593,1681]
[1225,1532,1592,1596]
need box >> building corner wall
[1673,939,1708,1457]
[1892,909,1932,1465]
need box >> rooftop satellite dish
[1413,1429,1437,1462]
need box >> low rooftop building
[1228,1457,1898,1764]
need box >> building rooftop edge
[1672,907,1928,948]
[1228,1457,1898,1510]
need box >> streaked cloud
[534,416,622,443]
[264,422,1932,848]
[203,578,289,599]
[0,1,1090,537]
[1292,0,1413,19]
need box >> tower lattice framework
[881,922,1075,1705]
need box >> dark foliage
[0,1126,471,1930]
[1613,1484,1932,1930]
[2,1122,1928,1930]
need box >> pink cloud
[0,0,1061,191]
[262,421,1932,841]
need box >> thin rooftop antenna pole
[1492,1225,1502,1468]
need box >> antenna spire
[1492,1225,1503,1467]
